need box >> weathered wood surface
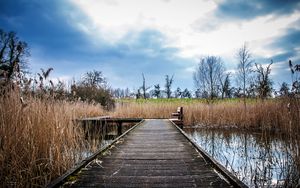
[64,119,233,188]
[79,117,142,123]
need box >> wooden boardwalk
[63,119,238,187]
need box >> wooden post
[178,107,183,129]
[117,122,122,135]
[82,120,88,139]
[179,107,183,121]
[170,106,184,128]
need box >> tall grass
[0,90,104,187]
[112,98,300,133]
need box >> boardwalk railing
[170,106,184,128]
[77,116,142,138]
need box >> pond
[183,128,300,187]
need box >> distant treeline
[111,47,300,100]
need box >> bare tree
[174,87,182,98]
[182,88,192,98]
[279,82,289,96]
[153,84,161,98]
[236,43,254,98]
[72,70,114,109]
[193,56,225,99]
[136,88,142,99]
[124,87,131,98]
[0,29,29,86]
[289,60,300,94]
[140,73,151,99]
[82,70,106,88]
[164,75,174,98]
[219,73,231,99]
[255,60,273,99]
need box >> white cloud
[71,0,300,63]
[70,0,215,47]
[180,13,300,58]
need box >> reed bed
[0,90,104,187]
[112,98,300,133]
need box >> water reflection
[184,128,300,187]
[79,122,136,159]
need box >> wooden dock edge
[169,119,248,188]
[46,119,145,188]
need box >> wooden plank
[62,119,243,187]
[79,116,111,120]
[78,117,143,123]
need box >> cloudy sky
[1,0,299,91]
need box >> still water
[80,123,136,159]
[184,128,300,187]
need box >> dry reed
[0,90,104,187]
[111,99,300,133]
